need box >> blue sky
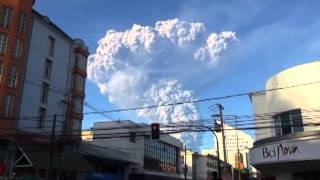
[34,0,320,150]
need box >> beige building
[249,61,320,180]
[215,123,254,169]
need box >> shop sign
[261,143,300,160]
[250,138,320,165]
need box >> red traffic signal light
[151,123,160,139]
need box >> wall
[251,61,320,140]
[92,120,183,175]
[18,13,72,135]
[216,123,254,169]
[0,0,34,136]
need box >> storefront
[250,131,320,180]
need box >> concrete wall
[216,123,254,169]
[92,120,183,173]
[192,155,207,180]
[18,14,73,135]
[251,61,320,140]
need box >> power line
[2,80,319,121]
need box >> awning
[16,145,93,172]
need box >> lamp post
[202,125,222,180]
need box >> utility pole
[184,146,187,180]
[218,104,227,163]
[235,116,241,180]
[47,114,57,179]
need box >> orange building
[0,0,90,178]
[0,0,35,136]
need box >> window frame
[0,61,3,83]
[4,94,14,118]
[7,65,18,88]
[40,82,49,104]
[273,109,304,136]
[48,36,55,57]
[13,38,23,60]
[43,59,52,80]
[0,33,8,55]
[0,6,13,28]
[38,107,46,128]
[17,12,27,33]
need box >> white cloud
[88,18,238,148]
[194,31,239,64]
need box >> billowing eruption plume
[87,18,238,149]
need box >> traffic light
[151,123,160,139]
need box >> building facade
[0,0,89,178]
[18,10,88,142]
[216,123,254,170]
[0,0,35,177]
[192,153,219,180]
[0,0,34,137]
[92,120,183,180]
[249,61,320,180]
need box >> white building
[216,123,254,170]
[92,120,183,180]
[192,153,219,180]
[249,61,320,180]
[18,10,88,141]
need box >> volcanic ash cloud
[87,18,238,149]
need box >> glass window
[38,107,46,128]
[17,12,27,33]
[0,7,13,28]
[292,109,303,132]
[13,38,23,60]
[48,36,55,57]
[43,59,52,80]
[0,62,3,83]
[273,109,303,136]
[0,33,8,55]
[4,95,14,118]
[40,83,49,104]
[73,75,85,91]
[129,132,136,143]
[8,65,18,87]
[143,136,178,173]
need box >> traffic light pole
[218,104,227,163]
[202,126,222,180]
[212,129,222,180]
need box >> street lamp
[202,124,222,180]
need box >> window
[129,132,136,143]
[4,95,14,118]
[43,59,52,80]
[0,62,3,83]
[13,38,23,59]
[274,109,303,136]
[144,136,178,173]
[48,36,55,57]
[235,152,243,163]
[7,65,18,87]
[17,12,27,33]
[0,33,8,55]
[40,83,49,104]
[75,55,87,70]
[73,75,85,91]
[0,7,13,28]
[38,107,46,128]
